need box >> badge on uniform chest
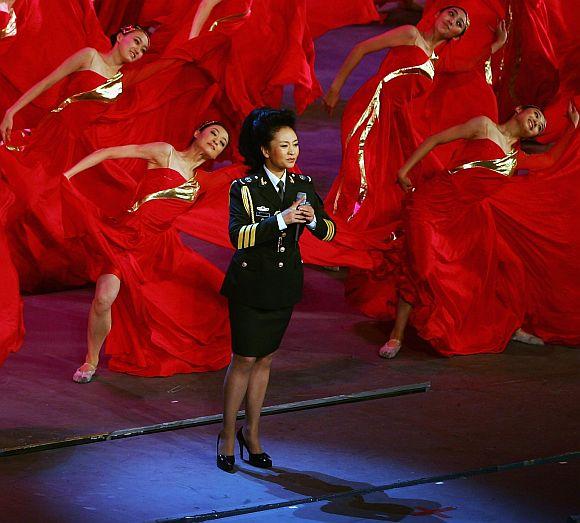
[255,205,271,220]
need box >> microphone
[294,192,308,242]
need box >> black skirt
[228,300,293,357]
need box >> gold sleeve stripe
[241,186,250,217]
[249,223,258,247]
[241,186,255,223]
[323,219,335,241]
[237,225,248,249]
[237,223,259,249]
[243,224,253,248]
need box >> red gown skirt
[0,179,24,365]
[64,167,231,376]
[400,139,528,355]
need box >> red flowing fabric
[62,168,230,377]
[305,0,380,39]
[0,179,24,365]
[493,0,559,121]
[492,134,580,345]
[135,0,321,116]
[93,0,145,37]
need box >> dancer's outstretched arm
[397,116,490,191]
[64,142,170,179]
[189,0,224,39]
[323,25,419,114]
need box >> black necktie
[276,179,284,202]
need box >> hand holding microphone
[294,192,314,241]
[281,192,308,225]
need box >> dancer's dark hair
[239,107,296,172]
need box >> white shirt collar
[264,165,286,190]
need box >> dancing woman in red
[0,24,149,145]
[63,122,231,382]
[0,24,150,291]
[322,6,472,242]
[383,104,579,358]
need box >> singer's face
[262,126,299,172]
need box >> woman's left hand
[568,100,579,129]
[297,204,315,223]
[491,19,508,53]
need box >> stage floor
[2,16,579,523]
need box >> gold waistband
[335,56,436,220]
[128,174,200,213]
[51,72,123,113]
[449,149,518,177]
[0,7,16,39]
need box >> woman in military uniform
[216,108,336,472]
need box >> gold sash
[335,54,436,220]
[128,174,200,213]
[51,72,123,113]
[449,149,518,177]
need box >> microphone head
[295,191,307,205]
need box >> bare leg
[73,274,120,383]
[379,298,412,359]
[243,353,274,453]
[219,354,256,455]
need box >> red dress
[66,167,231,377]
[1,70,127,292]
[0,179,24,366]
[400,139,528,355]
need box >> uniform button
[280,246,286,253]
[281,233,287,238]
[241,262,247,268]
[278,262,284,268]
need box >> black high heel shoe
[216,434,235,473]
[236,427,272,469]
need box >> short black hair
[238,107,296,172]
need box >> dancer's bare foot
[73,362,97,383]
[511,328,545,346]
[379,338,402,359]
